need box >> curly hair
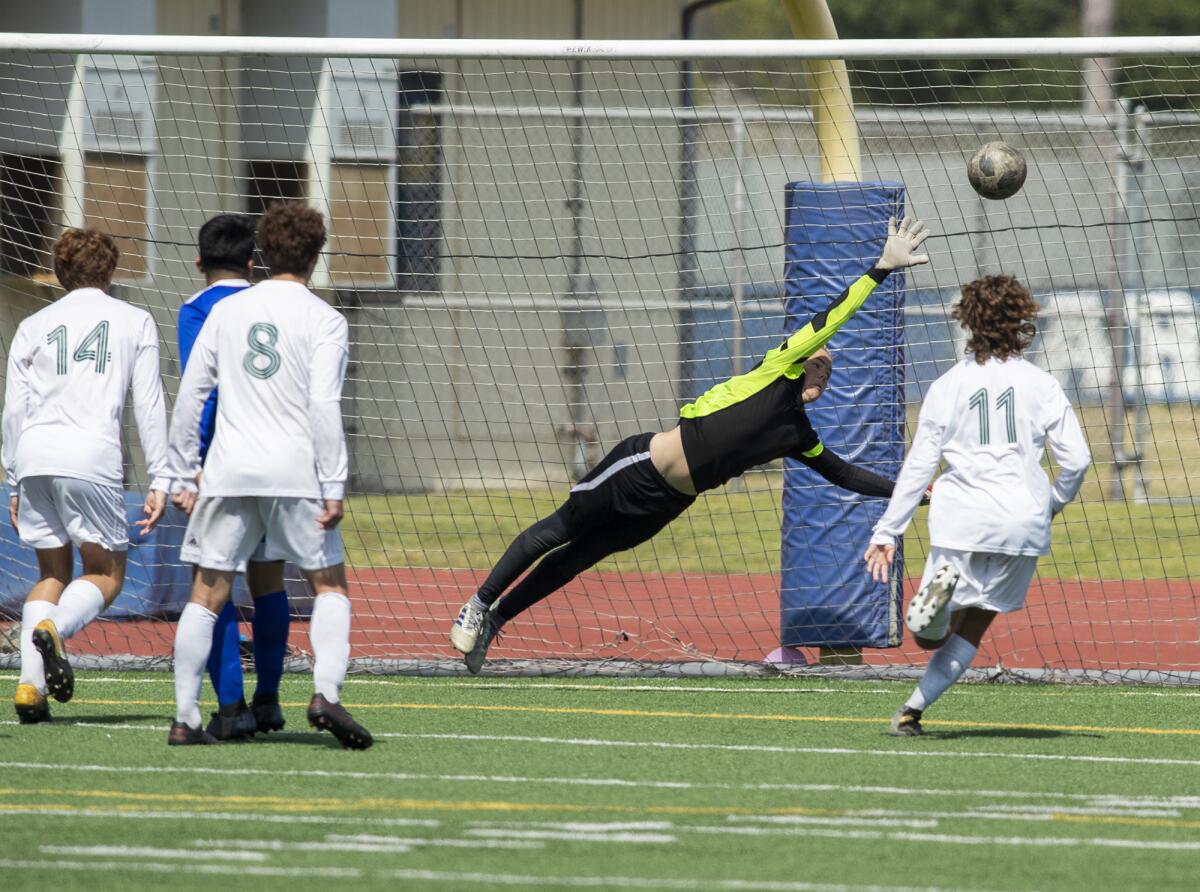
[256,202,326,277]
[53,228,119,292]
[951,274,1040,363]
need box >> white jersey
[2,287,169,492]
[872,356,1091,556]
[167,278,349,500]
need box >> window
[0,154,61,278]
[396,71,442,295]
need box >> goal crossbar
[1,33,1199,61]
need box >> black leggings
[476,504,684,625]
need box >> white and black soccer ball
[967,141,1027,201]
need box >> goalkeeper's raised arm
[448,215,934,674]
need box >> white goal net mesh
[1,39,1199,680]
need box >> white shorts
[919,545,1039,640]
[16,476,128,552]
[183,496,344,573]
[180,523,270,572]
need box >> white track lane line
[3,759,1194,807]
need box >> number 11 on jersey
[969,386,1016,445]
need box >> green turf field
[3,672,1200,891]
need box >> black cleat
[251,691,286,733]
[464,611,502,675]
[168,721,220,746]
[205,699,258,741]
[14,684,51,724]
[307,694,373,750]
[32,619,74,703]
[890,706,925,737]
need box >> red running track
[61,568,1200,673]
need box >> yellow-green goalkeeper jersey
[677,267,890,493]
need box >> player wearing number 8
[863,275,1091,736]
[166,203,370,748]
[2,229,170,723]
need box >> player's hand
[317,499,344,530]
[863,542,896,584]
[8,494,18,532]
[876,216,930,271]
[136,489,167,536]
[920,482,934,506]
[172,487,198,516]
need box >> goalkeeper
[451,215,931,672]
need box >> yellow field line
[6,793,1200,832]
[73,698,1200,737]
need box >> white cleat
[905,564,959,635]
[450,600,488,654]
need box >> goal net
[1,35,1198,682]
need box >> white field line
[0,857,1000,892]
[11,721,1200,770]
[465,822,679,834]
[694,825,1200,852]
[39,845,265,862]
[379,869,1001,892]
[4,760,1195,809]
[0,857,358,878]
[5,673,1199,698]
[200,836,542,852]
[0,807,439,828]
[466,828,677,844]
[389,731,1200,769]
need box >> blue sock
[207,600,245,707]
[251,590,290,697]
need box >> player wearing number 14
[2,229,170,723]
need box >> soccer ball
[967,141,1027,200]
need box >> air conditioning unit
[329,68,397,163]
[80,55,157,155]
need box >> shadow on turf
[917,728,1102,741]
[244,730,379,749]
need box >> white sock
[906,634,978,712]
[18,600,57,692]
[310,591,351,703]
[173,603,218,728]
[55,579,106,640]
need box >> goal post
[1,34,1199,682]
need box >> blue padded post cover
[780,182,906,648]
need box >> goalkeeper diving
[451,215,932,672]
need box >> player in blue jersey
[177,214,290,740]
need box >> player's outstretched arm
[876,215,930,271]
[795,447,895,499]
[770,216,932,368]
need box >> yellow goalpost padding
[780,0,862,183]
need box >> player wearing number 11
[864,275,1091,735]
[2,229,170,723]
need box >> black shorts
[564,432,696,531]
